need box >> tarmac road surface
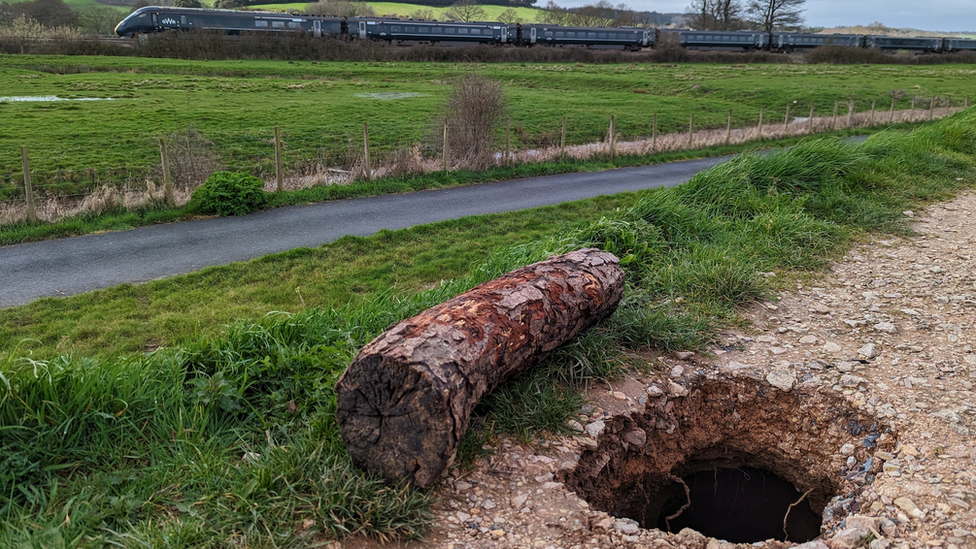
[0,156,728,308]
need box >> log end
[336,354,459,488]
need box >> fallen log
[336,248,625,488]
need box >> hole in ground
[565,376,895,545]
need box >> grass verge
[0,125,900,247]
[1,110,974,546]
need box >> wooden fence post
[784,104,791,130]
[688,112,694,147]
[889,98,895,123]
[21,146,37,223]
[505,117,511,167]
[757,105,764,139]
[275,126,284,191]
[443,123,449,172]
[559,116,567,158]
[651,113,658,152]
[808,104,815,133]
[929,96,935,121]
[725,108,733,145]
[847,100,855,128]
[159,138,175,208]
[362,123,371,181]
[608,115,616,157]
[869,100,876,125]
[831,101,839,130]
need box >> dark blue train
[114,6,976,55]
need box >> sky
[556,0,976,33]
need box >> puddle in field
[0,96,114,102]
[353,92,428,100]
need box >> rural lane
[0,157,728,308]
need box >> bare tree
[687,0,742,30]
[444,0,486,23]
[440,74,506,170]
[746,0,804,48]
[712,0,742,30]
[304,0,374,17]
[686,0,712,30]
[409,7,434,20]
[497,8,523,24]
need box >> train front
[115,7,155,37]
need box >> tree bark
[336,248,625,488]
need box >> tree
[444,0,486,22]
[746,0,804,48]
[409,7,434,20]
[7,0,78,28]
[174,0,203,7]
[687,0,742,30]
[497,7,523,24]
[79,6,125,34]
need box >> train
[114,6,976,55]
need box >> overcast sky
[556,0,976,33]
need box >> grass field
[250,1,545,20]
[1,107,974,546]
[2,55,974,193]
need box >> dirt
[337,192,976,549]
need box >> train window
[447,28,456,33]
[272,21,285,28]
[255,20,268,27]
[545,31,553,37]
[588,32,596,38]
[180,16,186,25]
[420,27,428,32]
[598,32,606,38]
[556,31,564,37]
[289,22,301,28]
[566,31,575,37]
[472,29,481,34]
[722,36,729,41]
[459,28,468,34]
[392,26,401,32]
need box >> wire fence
[1,94,968,227]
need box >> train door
[529,27,537,44]
[641,30,649,47]
[500,26,508,44]
[151,12,159,30]
[313,20,321,38]
[358,20,367,39]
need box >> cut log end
[337,354,459,487]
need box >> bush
[191,171,267,216]
[439,74,507,170]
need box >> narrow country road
[0,157,728,308]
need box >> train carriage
[865,35,942,53]
[519,25,652,50]
[352,18,510,45]
[675,30,766,51]
[943,37,976,52]
[772,33,863,52]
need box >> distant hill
[819,25,970,37]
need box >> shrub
[191,171,267,216]
[438,74,507,170]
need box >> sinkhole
[565,376,895,544]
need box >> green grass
[2,55,974,198]
[250,1,545,21]
[0,96,974,546]
[1,0,128,10]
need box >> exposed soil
[339,191,976,549]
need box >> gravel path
[346,192,976,549]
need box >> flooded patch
[0,96,114,102]
[354,92,428,100]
